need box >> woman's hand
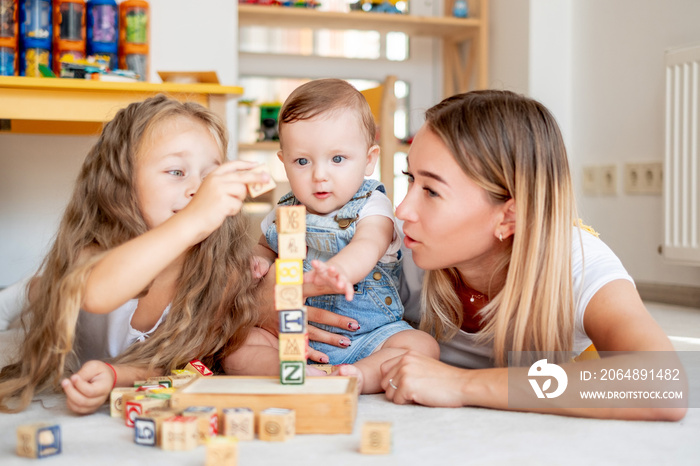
[61,360,115,414]
[258,267,358,363]
[381,351,469,407]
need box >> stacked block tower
[274,205,308,385]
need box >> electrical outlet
[582,166,598,195]
[624,162,663,195]
[598,165,617,195]
[582,165,617,196]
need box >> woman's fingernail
[339,339,351,347]
[348,322,360,331]
[321,356,329,363]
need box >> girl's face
[134,116,222,229]
[395,125,504,272]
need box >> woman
[376,90,685,421]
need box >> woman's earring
[499,233,503,242]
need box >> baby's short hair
[279,78,377,148]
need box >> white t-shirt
[400,228,634,369]
[75,300,171,364]
[261,190,402,263]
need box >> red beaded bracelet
[104,362,117,390]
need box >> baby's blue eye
[332,155,344,163]
[297,158,309,166]
[168,169,185,176]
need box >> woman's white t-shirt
[399,228,634,369]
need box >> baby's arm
[251,234,277,279]
[61,360,162,414]
[305,215,394,300]
[82,161,268,314]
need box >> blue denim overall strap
[264,179,410,365]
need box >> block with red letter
[125,398,169,427]
[185,359,214,377]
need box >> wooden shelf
[238,141,280,151]
[0,76,243,134]
[238,4,480,42]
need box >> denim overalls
[265,179,412,364]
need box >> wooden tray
[170,376,358,434]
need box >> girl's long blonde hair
[0,94,260,412]
[419,90,576,367]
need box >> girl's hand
[61,360,115,414]
[305,259,354,301]
[180,161,269,239]
[380,351,468,407]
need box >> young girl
[0,94,268,414]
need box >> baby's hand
[61,360,115,414]
[251,255,272,280]
[306,259,354,301]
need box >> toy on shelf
[118,0,148,81]
[86,0,117,68]
[452,0,468,18]
[52,0,86,74]
[18,0,51,76]
[0,0,19,76]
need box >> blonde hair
[278,78,376,148]
[420,90,576,367]
[0,94,259,412]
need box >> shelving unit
[0,76,243,135]
[238,1,489,96]
[237,1,489,200]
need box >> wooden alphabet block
[134,417,157,446]
[278,308,307,334]
[206,436,239,466]
[134,409,181,447]
[275,259,303,285]
[16,423,61,458]
[280,360,305,385]
[110,386,138,418]
[246,164,277,198]
[146,376,173,388]
[360,421,392,454]
[222,408,255,441]
[276,205,306,234]
[145,387,177,400]
[183,406,219,444]
[185,359,214,377]
[125,398,169,427]
[274,284,304,310]
[309,364,333,375]
[279,333,307,361]
[161,416,199,451]
[278,232,306,259]
[258,408,295,442]
[169,373,197,387]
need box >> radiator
[664,44,700,264]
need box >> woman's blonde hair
[420,90,576,367]
[0,94,259,412]
[278,78,377,148]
